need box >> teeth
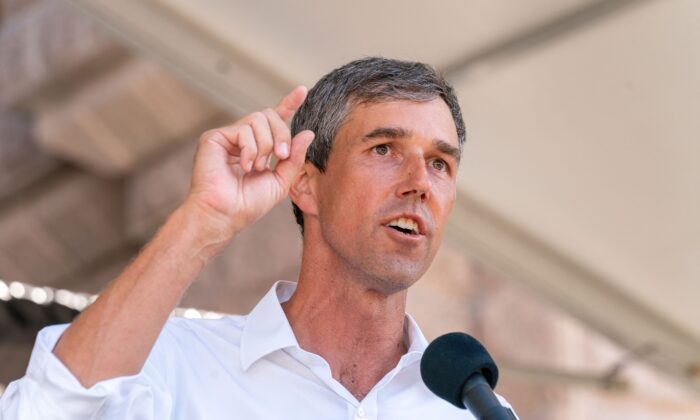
[387,217,418,233]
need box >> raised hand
[47,88,316,391]
[186,86,314,240]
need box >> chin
[360,262,427,296]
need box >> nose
[396,155,431,202]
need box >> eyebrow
[435,139,462,163]
[363,126,411,140]
[363,126,461,163]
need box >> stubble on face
[318,196,436,295]
[310,99,459,296]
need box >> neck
[282,241,409,400]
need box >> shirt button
[356,407,365,418]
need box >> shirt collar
[240,281,299,371]
[239,280,431,371]
[405,312,429,354]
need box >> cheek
[320,173,369,222]
[432,184,456,227]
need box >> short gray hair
[291,57,466,233]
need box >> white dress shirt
[0,281,516,419]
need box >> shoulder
[37,313,248,348]
[153,314,247,354]
[138,314,248,385]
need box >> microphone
[420,332,517,420]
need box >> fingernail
[277,143,289,158]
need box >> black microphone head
[420,332,499,409]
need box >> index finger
[274,85,308,123]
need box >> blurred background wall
[1,0,699,418]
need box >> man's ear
[289,162,319,217]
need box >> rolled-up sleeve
[0,325,173,420]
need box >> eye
[431,159,447,172]
[373,144,390,156]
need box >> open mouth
[385,217,420,236]
[390,226,416,235]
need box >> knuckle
[199,129,220,143]
[239,126,253,142]
[257,138,273,152]
[242,140,257,155]
[249,111,266,123]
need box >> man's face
[310,98,460,294]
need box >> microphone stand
[462,374,518,420]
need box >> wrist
[168,199,238,261]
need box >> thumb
[274,130,314,189]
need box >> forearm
[48,86,310,389]
[53,201,229,387]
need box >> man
[1,57,515,419]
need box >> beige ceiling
[66,0,700,391]
[456,0,700,336]
[160,0,598,85]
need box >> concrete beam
[0,169,124,287]
[125,139,198,242]
[65,0,292,115]
[0,0,126,110]
[0,111,59,201]
[51,244,139,295]
[34,58,224,176]
[0,0,40,20]
[442,0,650,80]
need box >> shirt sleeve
[0,324,173,420]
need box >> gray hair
[290,57,466,233]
